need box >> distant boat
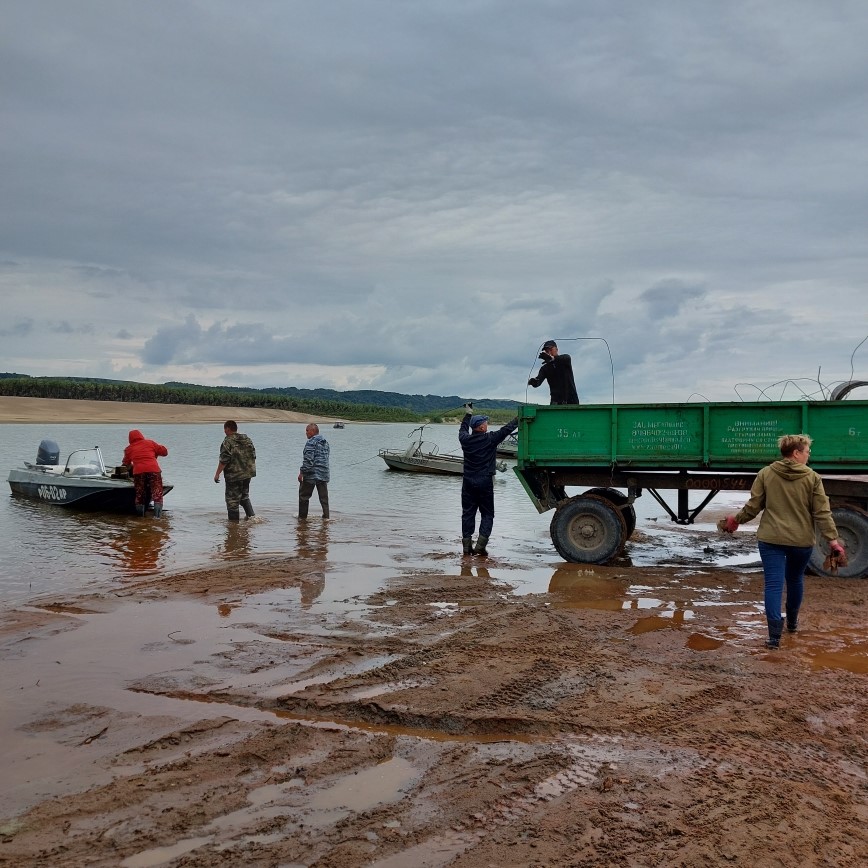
[379,426,507,476]
[7,441,173,513]
[333,422,345,429]
[496,432,518,457]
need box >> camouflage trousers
[224,476,252,509]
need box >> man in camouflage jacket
[214,420,256,521]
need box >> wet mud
[1,519,867,867]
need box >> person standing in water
[214,420,256,521]
[298,423,330,519]
[123,429,168,517]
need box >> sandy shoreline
[0,396,343,425]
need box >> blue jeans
[757,541,813,627]
[461,478,494,539]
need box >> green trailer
[514,399,868,578]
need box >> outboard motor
[37,439,60,466]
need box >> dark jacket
[529,354,579,404]
[459,415,518,484]
[122,430,168,475]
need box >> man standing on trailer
[459,405,518,557]
[528,339,579,405]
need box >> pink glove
[717,515,739,534]
[829,541,845,557]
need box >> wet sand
[0,396,342,425]
[1,513,867,866]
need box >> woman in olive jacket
[720,434,844,648]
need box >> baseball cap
[469,414,489,429]
[542,340,557,350]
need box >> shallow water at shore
[1,421,754,606]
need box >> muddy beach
[2,511,867,868]
[2,397,867,866]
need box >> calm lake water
[1,421,752,607]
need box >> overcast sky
[2,1,866,405]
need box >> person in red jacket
[123,429,169,517]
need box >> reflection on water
[459,564,492,580]
[104,518,172,574]
[548,567,632,612]
[219,522,254,560]
[296,519,329,561]
[0,420,755,605]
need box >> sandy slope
[0,396,341,425]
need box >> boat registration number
[37,484,68,502]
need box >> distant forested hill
[0,374,518,422]
[166,383,517,415]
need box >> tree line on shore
[0,375,517,423]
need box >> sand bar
[0,395,341,424]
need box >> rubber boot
[765,617,784,648]
[227,507,240,522]
[462,537,473,556]
[240,497,255,519]
[473,535,489,556]
[136,504,146,517]
[153,503,162,518]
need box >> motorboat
[7,440,173,513]
[333,421,345,429]
[379,426,507,476]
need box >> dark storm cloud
[1,1,867,398]
[0,319,34,337]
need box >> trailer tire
[550,494,627,564]
[808,506,868,579]
[585,487,637,538]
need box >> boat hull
[7,469,173,513]
[379,451,464,475]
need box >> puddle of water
[803,637,868,674]
[260,654,398,699]
[686,633,725,651]
[309,755,417,813]
[206,756,419,840]
[121,835,212,868]
[630,608,695,634]
[342,678,431,701]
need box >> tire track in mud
[367,735,698,868]
[630,683,742,733]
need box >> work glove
[716,515,739,534]
[538,351,551,361]
[463,403,473,415]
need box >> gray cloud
[1,2,866,400]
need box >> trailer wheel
[550,494,627,564]
[585,487,637,538]
[808,506,868,579]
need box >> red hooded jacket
[123,430,168,475]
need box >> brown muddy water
[2,421,758,606]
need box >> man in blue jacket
[459,406,518,556]
[298,423,330,519]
